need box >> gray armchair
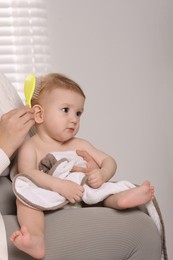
[0,73,165,259]
[1,175,164,260]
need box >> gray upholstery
[0,177,16,215]
[1,176,162,260]
[0,73,162,259]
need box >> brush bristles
[32,76,42,100]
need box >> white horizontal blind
[0,0,51,100]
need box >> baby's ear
[32,104,44,123]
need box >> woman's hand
[0,106,35,157]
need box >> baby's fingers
[68,189,83,203]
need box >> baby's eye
[76,111,82,117]
[62,107,69,113]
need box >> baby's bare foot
[116,180,154,209]
[10,226,45,259]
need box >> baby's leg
[103,181,154,209]
[10,199,45,259]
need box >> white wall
[46,0,173,257]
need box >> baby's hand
[86,169,105,189]
[58,180,84,203]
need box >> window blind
[0,0,51,100]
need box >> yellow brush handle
[24,74,36,108]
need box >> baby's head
[31,73,85,141]
[31,73,85,107]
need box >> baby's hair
[31,73,85,106]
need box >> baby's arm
[86,156,117,188]
[17,141,84,203]
[75,139,117,188]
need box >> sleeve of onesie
[0,148,10,176]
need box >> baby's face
[38,88,85,142]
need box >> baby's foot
[116,181,154,208]
[10,226,45,259]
